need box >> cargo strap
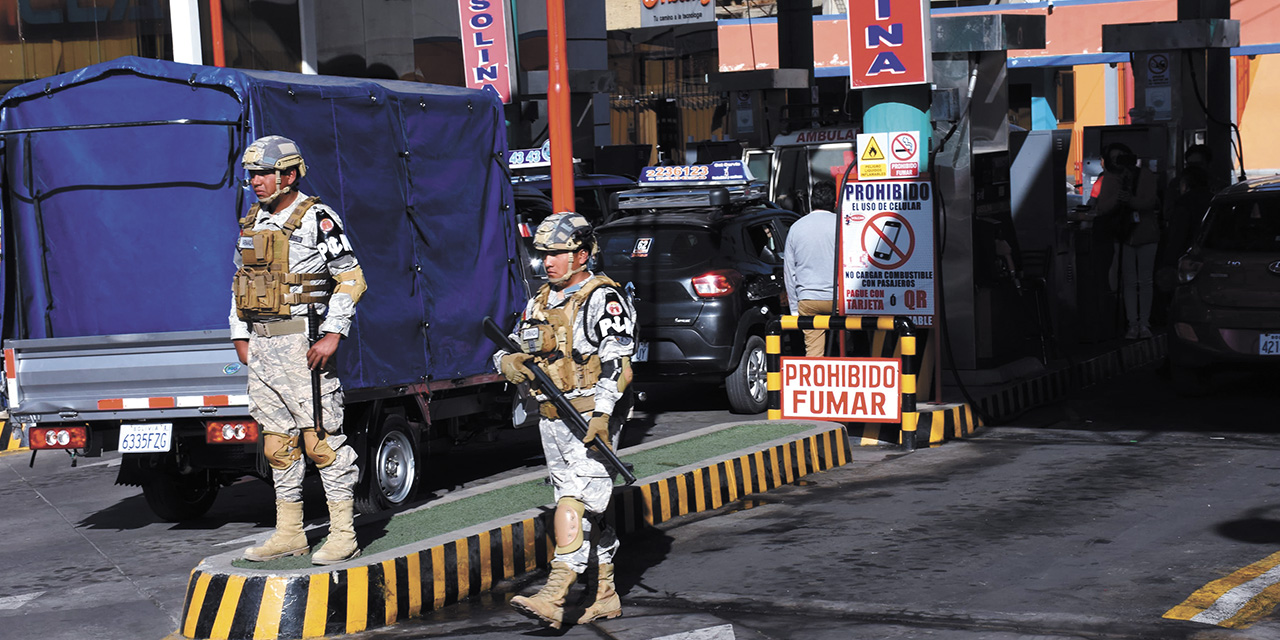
[250,318,307,338]
[540,395,595,420]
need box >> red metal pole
[545,0,575,213]
[210,0,226,67]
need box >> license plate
[633,341,650,363]
[1261,334,1280,356]
[119,423,173,453]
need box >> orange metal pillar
[210,0,226,67]
[545,0,575,213]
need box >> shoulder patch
[315,209,354,261]
[593,288,633,340]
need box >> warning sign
[780,357,902,423]
[861,136,885,161]
[858,131,922,181]
[856,132,887,180]
[838,180,935,327]
[889,132,920,178]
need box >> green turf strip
[232,422,820,570]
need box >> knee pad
[554,497,586,555]
[263,432,301,470]
[301,429,337,468]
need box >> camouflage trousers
[248,331,357,502]
[540,412,619,572]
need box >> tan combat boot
[311,500,361,565]
[577,563,622,624]
[510,562,578,628]
[243,500,308,561]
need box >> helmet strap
[256,169,294,209]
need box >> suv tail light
[30,426,88,450]
[205,420,260,444]
[692,270,741,298]
[1176,255,1204,284]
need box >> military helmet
[533,212,593,252]
[242,135,307,178]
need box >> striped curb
[0,419,26,453]
[176,424,851,639]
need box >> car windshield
[597,228,718,273]
[1201,195,1280,252]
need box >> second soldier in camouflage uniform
[231,136,368,565]
[496,212,636,628]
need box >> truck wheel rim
[747,346,767,402]
[377,430,416,504]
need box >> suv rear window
[597,228,718,272]
[1201,195,1280,252]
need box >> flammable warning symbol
[861,136,885,162]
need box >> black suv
[594,180,798,413]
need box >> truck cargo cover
[0,57,523,390]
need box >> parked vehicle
[594,162,798,414]
[0,57,526,520]
[1167,175,1280,394]
[508,146,635,224]
[745,125,858,212]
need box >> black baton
[308,305,325,439]
[483,316,636,485]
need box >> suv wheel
[726,335,768,414]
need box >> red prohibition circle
[860,211,914,270]
[891,133,916,161]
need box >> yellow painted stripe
[766,371,780,390]
[739,455,753,495]
[902,373,916,395]
[901,411,919,433]
[900,335,916,356]
[478,532,492,592]
[693,468,706,512]
[382,559,398,625]
[834,428,848,464]
[1222,579,1280,628]
[253,577,286,640]
[724,460,739,501]
[677,472,689,516]
[456,538,470,598]
[640,483,655,525]
[208,575,246,640]
[432,546,447,610]
[782,442,795,483]
[780,315,799,330]
[861,423,882,446]
[658,479,672,521]
[765,334,781,353]
[767,448,781,489]
[709,464,723,509]
[767,409,782,420]
[754,451,767,491]
[183,573,212,639]
[813,315,830,329]
[302,573,329,638]
[877,316,895,331]
[346,566,369,634]
[521,519,536,573]
[794,440,808,477]
[808,435,821,471]
[1166,551,1280,621]
[930,416,945,444]
[499,527,514,580]
[407,552,423,617]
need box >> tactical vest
[521,275,621,394]
[234,197,334,318]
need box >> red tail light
[205,420,261,444]
[692,270,741,298]
[30,426,88,450]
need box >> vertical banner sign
[459,0,515,103]
[838,180,935,327]
[847,0,932,88]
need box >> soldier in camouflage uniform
[230,136,367,565]
[495,212,636,628]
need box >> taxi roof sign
[638,160,755,187]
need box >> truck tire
[356,415,420,514]
[726,335,768,414]
[141,470,219,522]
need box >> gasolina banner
[459,0,515,103]
[838,180,935,327]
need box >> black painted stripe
[534,511,552,567]
[367,561,387,628]
[489,527,505,584]
[192,573,229,639]
[442,540,460,605]
[417,550,436,613]
[277,576,310,639]
[395,555,411,621]
[767,389,781,411]
[227,576,266,639]
[324,570,349,637]
[466,534,483,597]
[510,520,526,574]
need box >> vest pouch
[575,355,602,389]
[240,231,275,267]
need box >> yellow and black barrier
[766,315,920,450]
[177,423,851,640]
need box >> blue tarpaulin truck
[0,57,527,520]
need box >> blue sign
[639,160,754,185]
[508,140,553,168]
